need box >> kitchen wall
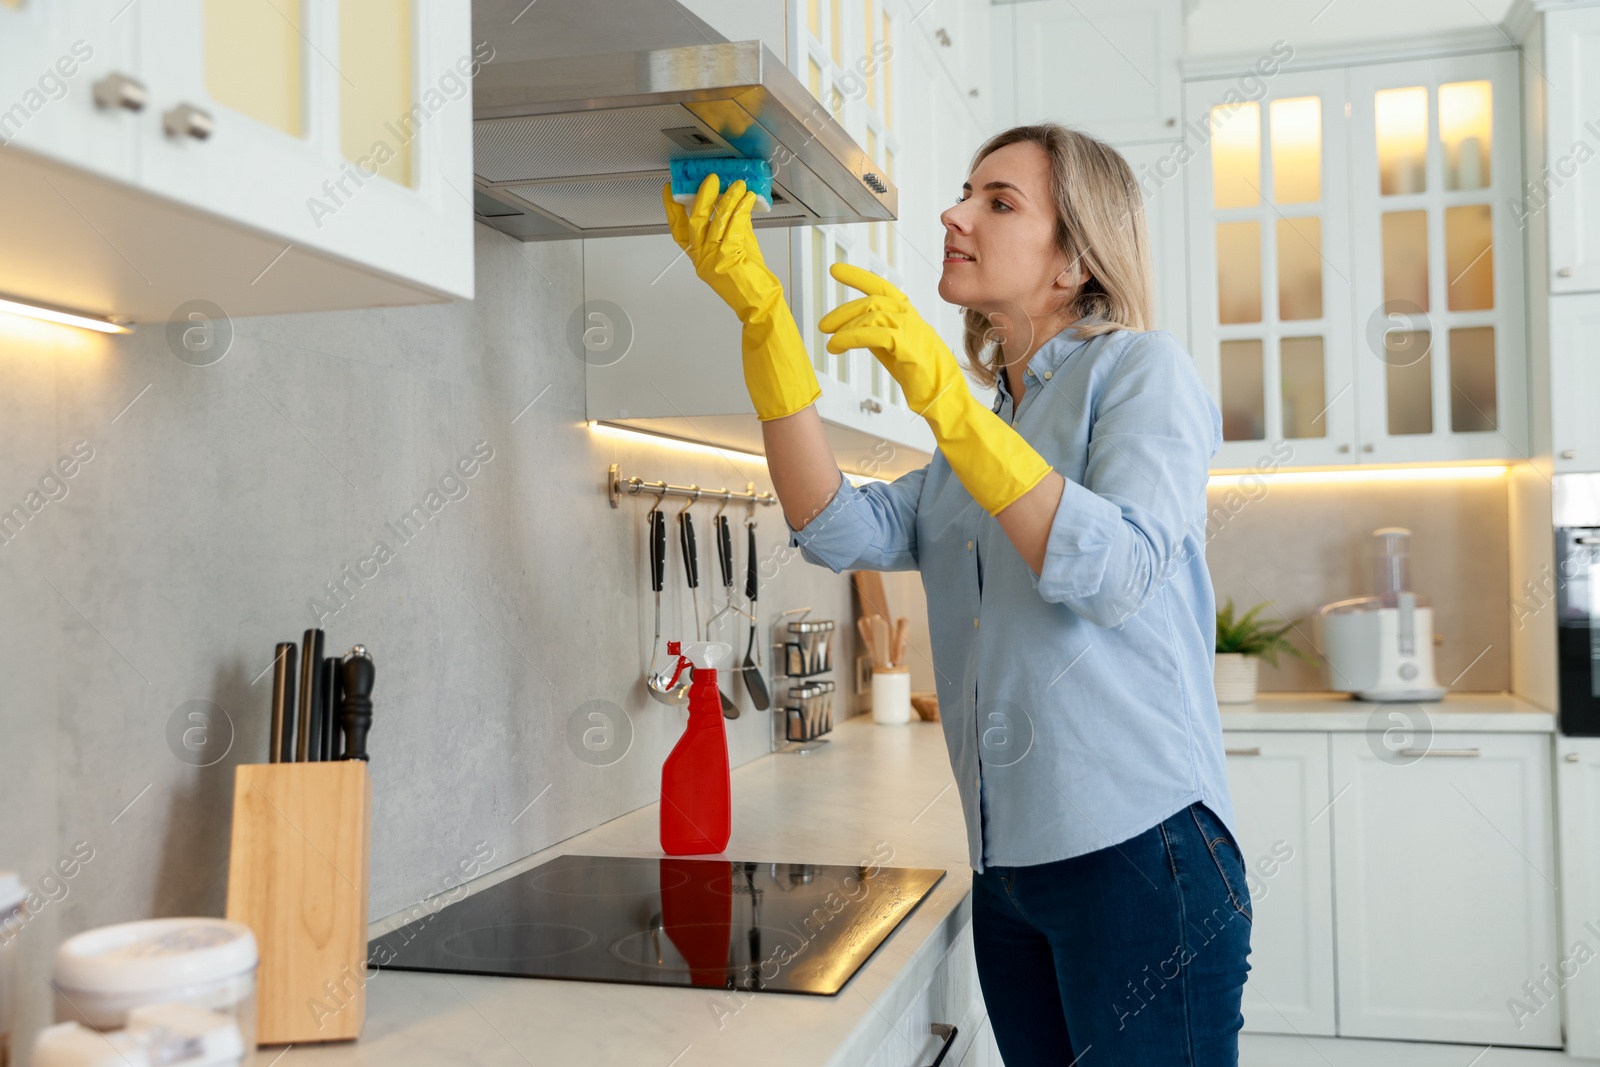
[0,224,855,1047]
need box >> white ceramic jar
[52,919,257,1061]
[871,666,912,725]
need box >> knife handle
[716,514,733,589]
[296,628,321,761]
[745,521,757,602]
[340,651,374,761]
[680,511,699,589]
[649,508,666,593]
[270,642,297,763]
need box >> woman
[664,122,1252,1066]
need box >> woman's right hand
[661,173,822,422]
[662,174,780,324]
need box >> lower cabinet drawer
[862,922,983,1067]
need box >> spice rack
[772,609,836,753]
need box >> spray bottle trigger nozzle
[664,640,691,688]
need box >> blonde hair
[958,124,1154,390]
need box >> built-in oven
[1555,473,1600,736]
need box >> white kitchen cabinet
[1185,69,1358,470]
[954,1014,1001,1067]
[992,0,1182,146]
[1544,5,1600,295]
[1557,737,1600,1059]
[1549,295,1600,474]
[1328,731,1560,1047]
[861,920,984,1067]
[1222,732,1337,1037]
[1346,52,1527,465]
[1118,140,1189,347]
[906,0,991,130]
[0,0,138,183]
[0,0,473,324]
[1185,48,1526,470]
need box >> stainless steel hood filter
[471,0,897,240]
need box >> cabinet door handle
[1562,449,1576,460]
[1397,747,1480,757]
[924,1022,958,1067]
[1362,443,1375,452]
[163,103,215,141]
[93,72,147,112]
[1225,746,1262,756]
[860,398,883,414]
[1558,267,1574,278]
[1566,752,1581,762]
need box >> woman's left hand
[818,261,1054,517]
[817,262,960,416]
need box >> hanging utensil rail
[607,463,780,510]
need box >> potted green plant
[1215,596,1318,704]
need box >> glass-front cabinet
[1187,71,1355,470]
[1347,53,1526,464]
[1186,50,1524,469]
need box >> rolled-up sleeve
[1027,331,1222,628]
[786,464,929,573]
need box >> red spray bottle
[659,640,732,855]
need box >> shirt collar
[990,312,1104,407]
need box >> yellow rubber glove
[662,174,822,422]
[819,262,1054,516]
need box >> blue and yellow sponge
[668,157,773,212]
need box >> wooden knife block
[225,760,371,1046]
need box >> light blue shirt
[785,319,1239,873]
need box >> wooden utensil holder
[225,760,371,1046]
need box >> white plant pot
[1214,652,1259,704]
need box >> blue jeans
[971,801,1253,1066]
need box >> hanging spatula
[742,518,770,710]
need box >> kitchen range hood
[470,0,897,240]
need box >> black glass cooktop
[368,853,945,995]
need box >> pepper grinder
[339,645,374,761]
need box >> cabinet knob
[92,72,147,112]
[935,27,951,47]
[1558,267,1574,278]
[1362,443,1375,452]
[1562,449,1577,460]
[1567,752,1582,762]
[968,87,979,98]
[163,103,214,141]
[1165,117,1177,127]
[860,398,883,414]
[1337,443,1350,453]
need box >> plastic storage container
[33,1003,244,1067]
[0,872,26,1067]
[52,919,257,1061]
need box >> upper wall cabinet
[0,0,474,324]
[992,0,1182,145]
[1186,70,1356,470]
[1544,5,1600,294]
[1186,50,1526,470]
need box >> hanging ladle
[645,501,689,705]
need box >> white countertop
[285,714,973,1067]
[1218,690,1556,732]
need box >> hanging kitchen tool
[646,503,690,706]
[712,510,740,719]
[741,517,770,710]
[678,495,702,642]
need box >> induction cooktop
[368,853,946,996]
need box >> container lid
[54,918,257,994]
[0,870,24,914]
